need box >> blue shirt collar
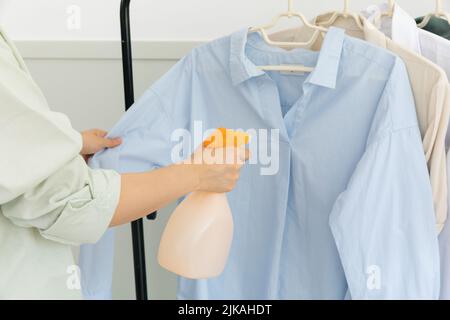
[229,27,345,89]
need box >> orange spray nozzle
[203,128,250,149]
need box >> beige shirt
[0,28,121,299]
[273,14,450,233]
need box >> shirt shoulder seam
[369,125,420,148]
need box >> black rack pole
[120,0,157,300]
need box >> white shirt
[363,3,450,81]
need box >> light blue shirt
[82,27,439,299]
[79,228,115,300]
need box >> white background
[1,0,449,300]
[2,0,448,40]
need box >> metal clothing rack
[120,0,157,300]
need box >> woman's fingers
[237,148,251,163]
[192,147,250,193]
[94,129,108,137]
[90,129,122,149]
[102,137,122,149]
[244,148,251,161]
[80,129,122,158]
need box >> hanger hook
[389,0,394,11]
[344,0,349,15]
[287,0,293,17]
[436,0,442,14]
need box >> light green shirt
[0,28,121,299]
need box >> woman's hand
[80,129,122,160]
[111,145,250,226]
[188,146,250,193]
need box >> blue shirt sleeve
[89,89,175,173]
[329,59,440,299]
[80,55,193,300]
[90,54,194,173]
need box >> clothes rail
[120,0,157,301]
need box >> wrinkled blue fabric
[81,27,440,299]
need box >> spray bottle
[158,128,249,279]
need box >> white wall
[4,0,450,300]
[2,0,448,41]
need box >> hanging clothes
[87,27,439,299]
[273,10,450,235]
[79,228,115,300]
[417,31,450,85]
[0,27,121,299]
[441,151,450,300]
[416,16,450,40]
[363,3,450,83]
[363,3,450,152]
[363,3,450,301]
